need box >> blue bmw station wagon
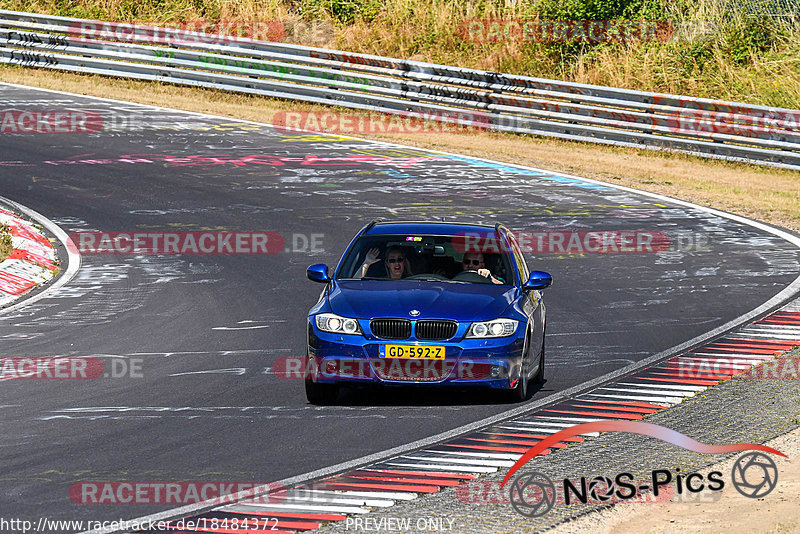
[305,221,552,404]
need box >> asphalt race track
[0,82,799,528]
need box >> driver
[460,252,503,284]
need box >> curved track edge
[0,194,81,315]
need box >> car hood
[328,280,517,321]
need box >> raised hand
[364,247,381,266]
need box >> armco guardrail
[2,10,800,170]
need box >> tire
[505,332,544,403]
[532,337,545,385]
[505,368,529,403]
[305,379,338,405]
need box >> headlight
[316,313,362,335]
[466,319,518,338]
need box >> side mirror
[524,271,552,290]
[307,264,331,283]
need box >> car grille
[415,320,458,341]
[370,319,411,340]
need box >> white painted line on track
[383,462,496,474]
[279,490,399,505]
[212,325,272,330]
[505,420,582,428]
[169,368,247,376]
[425,450,521,461]
[335,490,417,501]
[581,393,681,403]
[261,495,395,507]
[736,325,800,332]
[306,490,416,501]
[598,387,696,397]
[668,357,752,368]
[534,416,604,423]
[733,332,800,340]
[573,395,671,404]
[691,353,773,362]
[617,382,708,391]
[494,425,560,433]
[497,425,601,436]
[400,455,513,467]
[216,502,371,514]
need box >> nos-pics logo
[501,421,783,517]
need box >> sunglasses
[387,258,404,264]
[462,258,483,266]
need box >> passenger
[360,246,412,279]
[460,252,503,284]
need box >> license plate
[382,345,445,359]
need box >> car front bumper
[307,321,527,389]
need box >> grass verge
[3,0,800,108]
[0,223,12,262]
[1,64,800,233]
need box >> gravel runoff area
[314,347,800,533]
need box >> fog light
[490,365,504,378]
[324,361,338,374]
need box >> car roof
[363,221,500,237]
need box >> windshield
[336,234,515,284]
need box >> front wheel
[532,337,545,384]
[505,369,529,403]
[305,379,338,405]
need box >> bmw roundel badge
[409,309,420,316]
